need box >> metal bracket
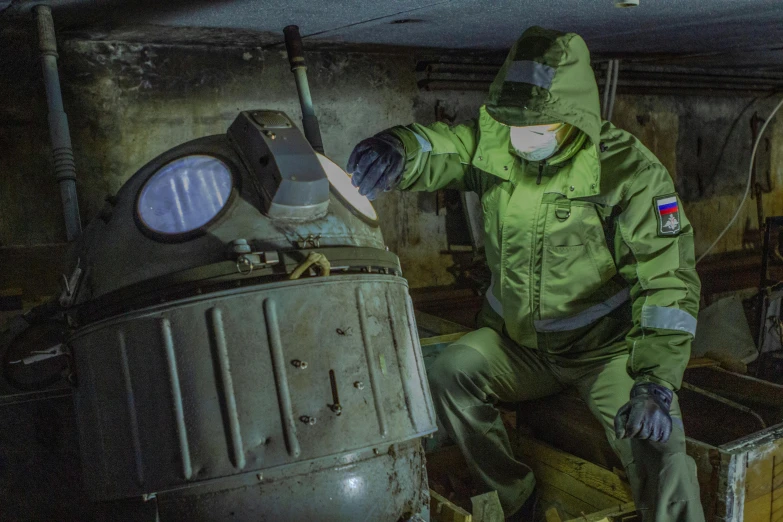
[295,233,321,249]
[58,259,82,308]
[8,343,67,366]
[236,251,281,275]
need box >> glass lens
[138,155,233,235]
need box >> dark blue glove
[347,133,405,200]
[614,382,673,443]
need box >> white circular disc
[316,153,378,222]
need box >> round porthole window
[137,155,234,237]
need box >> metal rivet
[569,186,575,192]
[373,448,380,455]
[354,381,365,390]
[503,166,509,171]
[257,473,264,481]
[300,416,316,425]
[591,183,596,189]
[292,360,308,369]
[478,156,483,161]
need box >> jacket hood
[484,26,602,149]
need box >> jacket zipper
[536,162,545,185]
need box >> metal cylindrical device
[283,25,325,154]
[35,5,81,241]
[64,110,435,521]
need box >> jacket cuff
[384,126,425,188]
[633,374,676,392]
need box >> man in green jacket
[348,27,703,521]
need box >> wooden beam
[431,489,472,522]
[415,310,471,337]
[509,433,634,505]
[470,491,503,522]
[563,502,637,522]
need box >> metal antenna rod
[35,5,81,241]
[283,25,324,154]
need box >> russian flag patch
[654,194,681,236]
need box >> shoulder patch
[653,194,681,237]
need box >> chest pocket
[539,198,617,319]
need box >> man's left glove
[614,382,673,443]
[348,133,405,200]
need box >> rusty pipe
[35,5,81,241]
[283,25,324,154]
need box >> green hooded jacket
[386,27,700,390]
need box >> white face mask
[510,124,563,162]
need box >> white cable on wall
[696,96,783,265]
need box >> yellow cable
[289,252,331,280]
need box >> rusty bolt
[330,404,342,414]
[291,360,308,369]
[354,381,365,390]
[300,415,316,425]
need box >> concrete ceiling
[3,0,783,68]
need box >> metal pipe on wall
[283,25,324,154]
[35,5,81,241]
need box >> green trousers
[427,315,704,521]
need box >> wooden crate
[516,365,783,521]
[426,430,635,521]
[414,312,783,520]
[509,432,634,520]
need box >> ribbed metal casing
[71,274,435,520]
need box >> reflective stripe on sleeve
[505,60,556,90]
[486,274,504,318]
[641,305,697,336]
[534,288,630,333]
[412,131,432,153]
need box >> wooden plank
[743,439,783,522]
[538,485,597,521]
[545,507,563,522]
[430,489,472,522]
[509,432,634,504]
[686,357,722,369]
[686,366,783,410]
[470,491,503,522]
[531,460,625,511]
[563,502,637,522]
[415,310,471,338]
[410,287,484,329]
[685,438,721,522]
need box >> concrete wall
[612,95,783,257]
[1,31,781,295]
[1,33,487,290]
